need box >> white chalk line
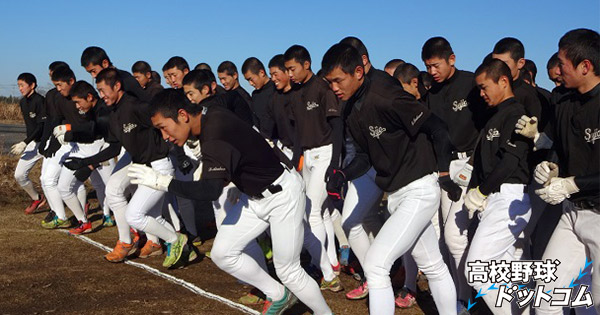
[58,230,260,315]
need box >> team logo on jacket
[486,128,500,141]
[369,126,386,139]
[452,99,468,112]
[306,101,319,110]
[208,166,226,172]
[584,128,600,144]
[29,112,36,118]
[123,123,137,133]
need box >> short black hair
[385,59,405,70]
[339,36,369,59]
[419,71,433,89]
[546,52,560,70]
[422,37,454,61]
[182,70,212,92]
[51,66,76,83]
[523,59,537,82]
[559,28,600,76]
[150,88,200,121]
[151,71,161,84]
[241,57,265,75]
[268,54,286,72]
[283,45,311,65]
[96,68,122,89]
[393,63,420,84]
[475,58,513,87]
[17,73,37,87]
[162,56,190,72]
[81,46,111,67]
[70,80,99,100]
[217,61,238,76]
[520,68,533,84]
[493,37,525,61]
[201,69,217,83]
[194,63,212,71]
[321,43,363,76]
[132,61,152,74]
[49,61,69,73]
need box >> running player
[162,56,189,89]
[132,60,164,98]
[242,57,276,139]
[217,61,252,106]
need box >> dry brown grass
[0,153,41,205]
[0,101,22,122]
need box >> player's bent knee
[125,210,146,231]
[363,255,391,289]
[14,170,28,187]
[276,262,306,289]
[418,258,450,282]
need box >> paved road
[0,123,26,154]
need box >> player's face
[151,112,190,146]
[476,73,506,106]
[133,72,150,88]
[218,72,238,90]
[547,66,562,86]
[17,80,35,97]
[183,84,210,104]
[244,71,267,90]
[324,66,363,101]
[163,67,188,89]
[72,95,94,113]
[492,53,522,80]
[96,81,120,106]
[84,63,105,79]
[269,67,290,91]
[53,79,73,97]
[557,49,584,90]
[285,59,310,84]
[424,56,455,83]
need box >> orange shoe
[104,240,136,263]
[139,240,163,258]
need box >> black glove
[64,157,88,171]
[324,165,336,181]
[42,137,61,158]
[74,166,93,182]
[326,169,346,200]
[439,175,462,202]
[178,155,194,175]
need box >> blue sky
[0,0,598,96]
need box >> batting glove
[464,187,487,219]
[326,169,346,200]
[178,155,194,175]
[127,163,173,192]
[535,176,579,205]
[193,165,203,181]
[440,175,462,202]
[515,115,539,139]
[534,161,559,185]
[53,124,71,138]
[74,166,93,182]
[64,157,89,171]
[453,163,473,187]
[186,140,202,159]
[10,141,27,155]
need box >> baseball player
[322,43,460,315]
[162,56,190,89]
[267,54,296,160]
[132,60,164,98]
[465,58,533,314]
[128,89,334,315]
[217,61,253,107]
[64,68,189,268]
[242,57,277,139]
[12,72,47,214]
[532,28,600,314]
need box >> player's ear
[86,93,94,102]
[580,59,592,75]
[183,68,190,75]
[201,85,211,96]
[233,73,238,80]
[448,54,456,67]
[303,60,311,70]
[178,109,189,123]
[410,78,419,88]
[101,59,110,69]
[355,65,364,79]
[361,55,369,67]
[517,58,525,70]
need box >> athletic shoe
[262,288,298,315]
[339,245,350,266]
[204,250,211,259]
[239,290,266,305]
[69,221,92,235]
[131,228,141,247]
[102,215,115,227]
[320,276,343,292]
[332,263,341,276]
[43,210,56,223]
[162,233,188,268]
[345,279,368,300]
[138,240,163,258]
[192,236,203,247]
[105,240,136,263]
[41,216,70,229]
[24,194,46,214]
[188,247,198,262]
[395,287,416,308]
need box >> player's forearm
[23,123,43,144]
[328,116,344,168]
[478,154,520,196]
[419,114,453,173]
[85,142,121,166]
[574,173,600,195]
[168,178,225,201]
[341,151,371,181]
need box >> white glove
[464,187,488,219]
[53,124,70,137]
[515,115,539,139]
[10,141,27,155]
[56,134,67,146]
[227,187,242,205]
[186,139,201,159]
[535,176,579,205]
[534,161,559,185]
[453,163,473,187]
[193,164,203,181]
[127,163,173,192]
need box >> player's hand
[42,137,61,158]
[74,166,93,182]
[178,155,194,175]
[534,161,559,185]
[452,163,473,187]
[56,134,67,146]
[127,163,173,192]
[326,169,346,200]
[53,124,70,137]
[515,115,539,139]
[186,140,202,159]
[64,157,88,170]
[10,141,27,155]
[535,176,579,205]
[464,187,488,219]
[227,187,242,205]
[439,175,462,202]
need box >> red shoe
[131,228,141,246]
[345,280,368,300]
[395,287,417,308]
[24,194,47,215]
[69,221,92,235]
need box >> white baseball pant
[14,141,43,201]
